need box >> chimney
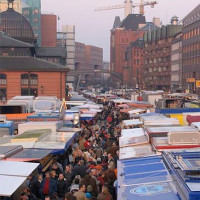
[153,17,161,27]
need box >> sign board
[196,80,200,88]
[186,78,195,83]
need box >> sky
[41,0,200,61]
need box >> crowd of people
[19,101,126,200]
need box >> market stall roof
[80,114,95,121]
[0,145,22,158]
[1,131,77,154]
[119,144,155,159]
[34,131,77,153]
[58,127,82,132]
[119,134,149,147]
[117,156,180,200]
[191,122,200,131]
[0,175,27,197]
[128,102,153,108]
[146,126,198,135]
[5,148,52,162]
[112,98,132,104]
[121,128,145,137]
[120,108,134,113]
[0,161,39,197]
[143,118,180,126]
[65,101,85,106]
[0,160,39,177]
[122,119,143,127]
[117,104,129,108]
[152,137,200,152]
[128,109,146,114]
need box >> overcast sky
[41,0,200,61]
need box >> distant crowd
[17,101,126,200]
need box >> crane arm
[95,4,124,11]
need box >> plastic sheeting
[122,119,143,127]
[119,145,154,160]
[117,156,180,200]
[121,128,145,137]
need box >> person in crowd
[74,150,86,165]
[50,170,58,182]
[30,174,43,199]
[40,172,57,199]
[23,188,38,200]
[20,193,29,200]
[56,173,68,200]
[50,162,63,178]
[97,185,113,200]
[64,164,73,185]
[70,178,80,194]
[74,183,88,200]
[81,172,98,197]
[72,160,87,179]
[65,192,75,200]
[107,153,115,169]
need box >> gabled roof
[120,14,146,31]
[0,32,33,48]
[35,47,67,58]
[0,57,69,72]
[140,22,159,31]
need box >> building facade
[110,14,146,76]
[171,32,182,92]
[41,14,57,47]
[22,0,41,45]
[143,19,182,91]
[182,4,200,93]
[75,42,87,70]
[125,38,144,88]
[0,0,21,13]
[0,32,68,100]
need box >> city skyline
[41,0,200,61]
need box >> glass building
[22,0,41,46]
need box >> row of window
[0,73,38,86]
[183,56,200,66]
[0,88,38,100]
[183,43,200,53]
[183,28,200,40]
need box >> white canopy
[119,145,154,160]
[128,109,146,114]
[121,128,145,137]
[112,98,132,104]
[0,161,39,197]
[122,119,142,127]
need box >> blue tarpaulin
[117,156,180,200]
[0,121,15,135]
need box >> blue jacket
[40,178,57,196]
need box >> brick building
[75,42,103,86]
[124,22,159,88]
[0,32,68,100]
[143,18,182,91]
[75,42,87,70]
[125,38,144,88]
[110,14,146,77]
[171,32,182,92]
[182,4,200,93]
[41,14,57,47]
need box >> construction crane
[95,0,158,18]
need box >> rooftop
[0,57,69,72]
